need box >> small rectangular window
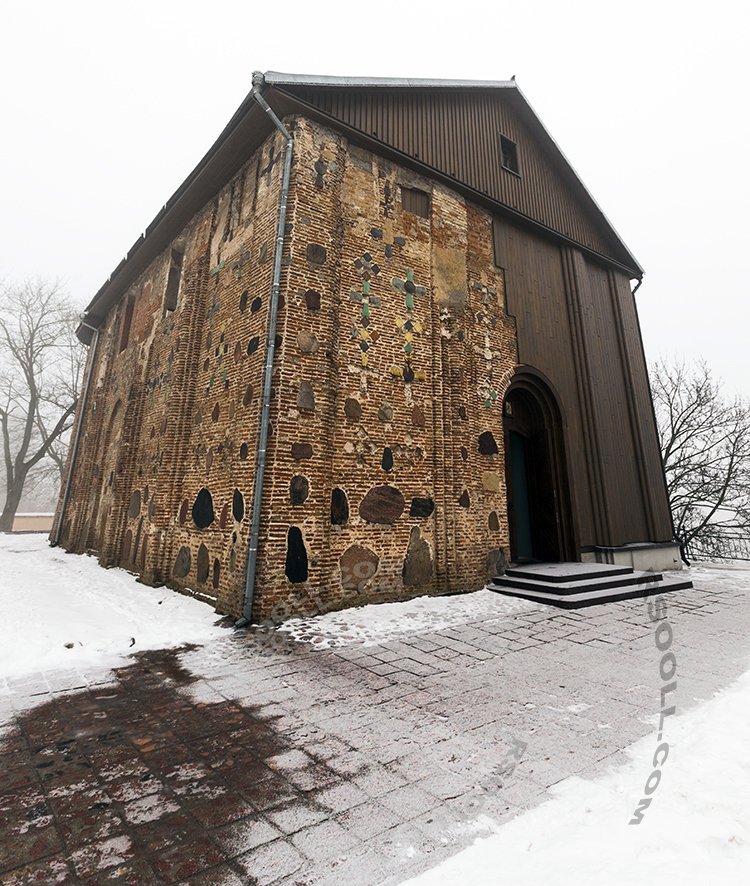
[499,134,520,176]
[119,296,135,352]
[163,248,184,316]
[401,186,430,218]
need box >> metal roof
[263,71,517,90]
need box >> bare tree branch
[651,359,750,561]
[0,279,84,531]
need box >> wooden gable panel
[279,86,633,270]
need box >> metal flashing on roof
[263,71,517,90]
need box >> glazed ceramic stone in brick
[378,401,394,423]
[330,488,349,526]
[340,544,379,590]
[173,546,191,578]
[197,543,210,583]
[297,381,315,412]
[290,475,309,505]
[285,526,308,583]
[403,526,434,585]
[297,331,319,354]
[291,442,313,460]
[482,472,502,493]
[344,398,362,421]
[410,497,435,518]
[359,485,405,524]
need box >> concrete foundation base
[581,542,683,572]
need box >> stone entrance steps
[487,562,693,608]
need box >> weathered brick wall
[253,118,517,620]
[56,114,518,622]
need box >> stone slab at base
[581,542,683,572]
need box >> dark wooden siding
[280,86,633,269]
[494,218,672,547]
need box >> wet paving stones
[3,571,750,883]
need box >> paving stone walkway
[1,564,749,885]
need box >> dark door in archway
[504,383,574,563]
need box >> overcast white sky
[1,0,748,396]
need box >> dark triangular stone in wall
[478,431,499,455]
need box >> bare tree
[0,280,84,532]
[651,359,750,561]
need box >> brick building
[53,72,679,622]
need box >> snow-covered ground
[0,534,226,680]
[404,662,750,886]
[277,589,537,648]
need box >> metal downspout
[51,321,100,546]
[236,74,294,626]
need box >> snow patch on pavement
[0,534,226,681]
[276,589,539,648]
[403,664,750,886]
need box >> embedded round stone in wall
[460,446,469,461]
[240,442,249,460]
[340,544,379,591]
[458,490,470,508]
[285,526,308,583]
[247,336,260,356]
[378,401,394,423]
[402,527,434,586]
[489,510,500,531]
[233,489,245,522]
[359,485,405,524]
[297,381,315,412]
[297,331,319,354]
[219,502,229,529]
[381,447,394,472]
[305,289,321,311]
[234,341,242,363]
[243,383,254,407]
[192,487,215,529]
[239,290,249,312]
[173,546,191,578]
[206,449,214,471]
[411,405,426,428]
[179,499,189,525]
[478,431,499,456]
[197,544,210,584]
[251,296,262,314]
[291,442,313,460]
[128,489,141,519]
[212,559,220,590]
[148,495,155,519]
[306,243,327,265]
[290,475,309,505]
[482,472,502,493]
[458,406,467,420]
[410,497,435,518]
[330,488,349,526]
[211,402,220,422]
[121,530,132,563]
[344,398,362,421]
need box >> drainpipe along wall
[237,75,294,626]
[51,322,100,546]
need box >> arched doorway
[503,371,575,563]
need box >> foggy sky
[2,0,747,396]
